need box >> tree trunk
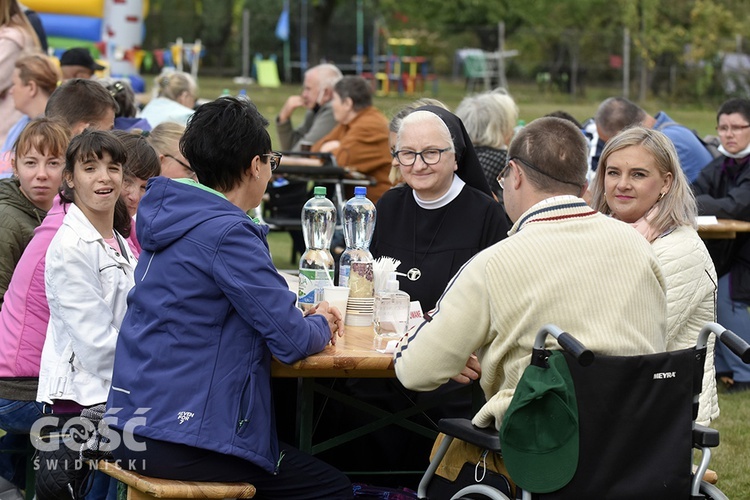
[309,0,338,65]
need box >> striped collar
[510,196,596,235]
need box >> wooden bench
[97,460,256,499]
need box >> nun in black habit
[311,107,510,487]
[371,105,511,313]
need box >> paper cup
[323,286,350,324]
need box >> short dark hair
[111,130,161,180]
[61,129,131,237]
[508,117,588,195]
[180,96,271,192]
[594,97,646,140]
[334,76,372,111]
[45,79,119,128]
[717,98,750,124]
[545,110,582,129]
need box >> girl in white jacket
[37,130,136,411]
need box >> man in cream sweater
[395,116,667,432]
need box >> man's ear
[579,180,589,198]
[320,86,333,103]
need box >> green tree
[196,0,235,73]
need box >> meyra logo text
[653,372,677,379]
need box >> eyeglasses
[164,154,194,173]
[392,147,452,166]
[262,152,282,171]
[497,164,509,190]
[716,124,750,135]
[502,157,583,189]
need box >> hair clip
[108,81,125,97]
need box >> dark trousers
[111,431,353,500]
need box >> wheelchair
[417,323,750,499]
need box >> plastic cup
[323,286,350,324]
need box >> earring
[658,192,665,201]
[255,175,260,180]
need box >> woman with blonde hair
[0,0,41,146]
[1,52,60,159]
[140,69,198,127]
[590,126,719,425]
[145,121,194,179]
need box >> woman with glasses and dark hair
[692,97,750,394]
[106,97,351,499]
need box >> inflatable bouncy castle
[24,0,148,76]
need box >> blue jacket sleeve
[212,220,330,364]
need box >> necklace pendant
[407,267,421,281]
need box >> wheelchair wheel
[700,480,728,500]
[452,484,513,500]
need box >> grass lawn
[187,76,721,142]
[189,75,746,496]
[710,389,750,496]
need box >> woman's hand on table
[306,301,345,344]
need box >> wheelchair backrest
[536,348,696,499]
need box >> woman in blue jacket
[106,97,350,499]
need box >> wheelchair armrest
[438,418,502,453]
[693,424,720,448]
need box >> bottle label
[298,268,335,308]
[338,265,350,288]
[349,262,374,298]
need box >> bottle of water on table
[339,186,376,288]
[298,186,336,311]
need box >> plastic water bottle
[298,186,336,311]
[373,272,410,349]
[513,119,525,137]
[338,186,376,289]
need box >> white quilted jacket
[653,225,719,425]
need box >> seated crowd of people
[0,28,748,500]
